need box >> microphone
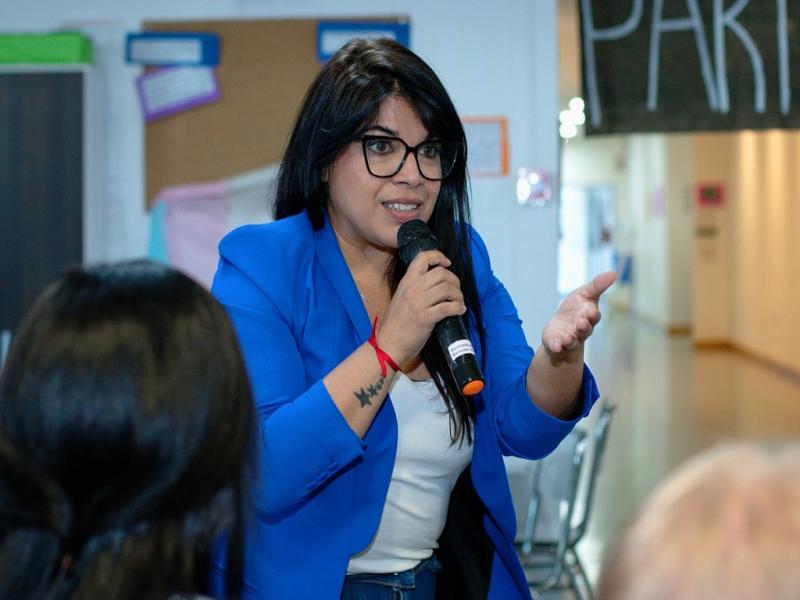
[397,220,484,396]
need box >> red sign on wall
[696,183,724,207]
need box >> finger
[425,281,464,308]
[583,306,601,326]
[583,271,617,301]
[421,266,461,290]
[430,299,467,321]
[406,250,451,276]
[549,333,578,353]
[575,317,592,336]
[546,333,566,354]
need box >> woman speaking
[212,37,614,599]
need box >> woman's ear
[321,166,329,183]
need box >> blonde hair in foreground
[597,441,800,600]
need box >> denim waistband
[344,554,442,590]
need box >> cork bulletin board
[142,19,321,206]
[143,19,408,209]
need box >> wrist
[368,317,400,377]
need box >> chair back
[570,398,616,544]
[528,428,588,544]
[524,428,589,593]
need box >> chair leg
[569,549,594,600]
[563,554,583,600]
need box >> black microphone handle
[434,316,484,396]
[396,219,484,395]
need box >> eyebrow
[363,125,438,143]
[364,125,398,136]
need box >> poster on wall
[580,0,800,134]
[462,116,509,177]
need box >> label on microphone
[447,339,476,361]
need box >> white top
[347,373,473,574]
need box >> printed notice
[131,39,202,64]
[316,22,410,62]
[136,67,220,122]
[126,32,220,66]
[462,117,509,177]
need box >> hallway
[547,308,800,592]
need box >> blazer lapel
[313,217,372,342]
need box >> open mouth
[382,202,421,213]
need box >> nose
[393,149,423,186]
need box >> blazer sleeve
[212,227,366,519]
[470,228,599,460]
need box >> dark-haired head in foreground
[0,260,254,600]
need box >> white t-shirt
[347,373,473,574]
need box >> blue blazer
[211,212,598,599]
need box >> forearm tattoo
[354,376,385,408]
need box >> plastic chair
[520,428,589,596]
[524,399,617,600]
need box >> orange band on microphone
[461,379,485,396]
[368,317,400,378]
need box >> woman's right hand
[376,250,467,365]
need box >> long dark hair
[275,38,484,445]
[0,260,254,600]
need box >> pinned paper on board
[462,116,509,177]
[136,67,220,122]
[126,32,220,66]
[316,21,410,62]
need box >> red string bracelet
[368,316,400,377]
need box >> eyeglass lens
[363,137,457,180]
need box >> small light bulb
[569,97,585,112]
[516,178,531,204]
[559,122,577,139]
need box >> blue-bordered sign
[317,22,410,63]
[125,32,220,67]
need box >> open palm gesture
[541,271,617,357]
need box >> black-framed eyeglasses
[358,135,459,181]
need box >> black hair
[275,38,484,445]
[0,260,254,600]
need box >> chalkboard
[580,0,800,134]
[0,71,84,332]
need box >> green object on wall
[0,33,93,64]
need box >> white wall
[0,0,560,343]
[664,135,693,329]
[693,134,734,341]
[733,131,799,368]
[628,135,669,326]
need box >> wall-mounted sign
[317,21,410,63]
[126,32,219,66]
[696,182,724,207]
[462,116,509,177]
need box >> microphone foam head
[397,220,438,265]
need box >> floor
[517,308,800,598]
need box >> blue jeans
[340,555,442,600]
